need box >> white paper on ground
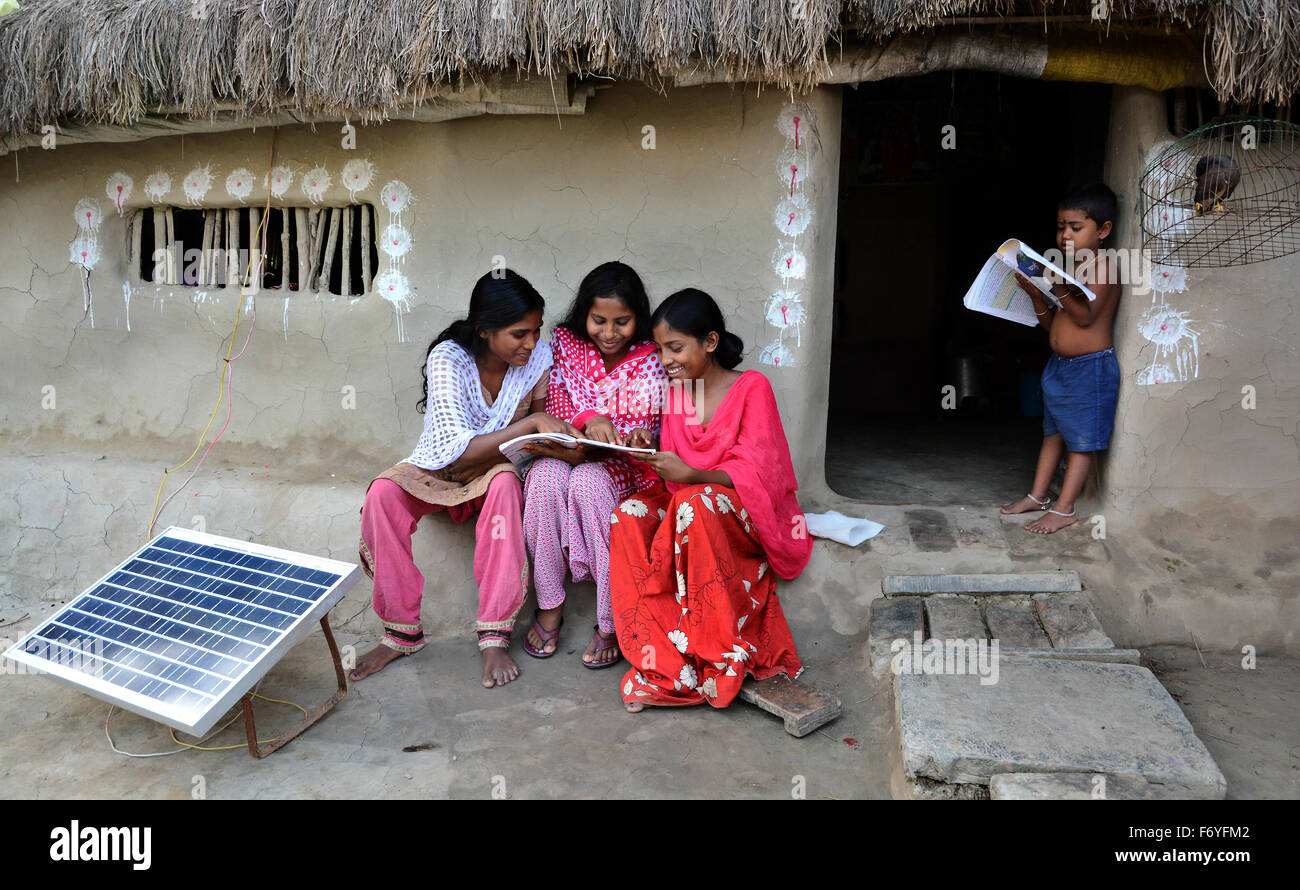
[804,510,885,547]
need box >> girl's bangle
[1034,308,1050,317]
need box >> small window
[131,205,378,296]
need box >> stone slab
[924,595,987,641]
[738,675,841,738]
[1033,592,1115,649]
[990,772,1206,800]
[868,596,924,675]
[983,595,1051,648]
[895,656,1226,798]
[882,571,1082,595]
[998,647,1141,665]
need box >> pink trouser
[360,473,527,652]
[522,458,625,634]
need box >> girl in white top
[353,270,580,688]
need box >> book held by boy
[499,433,656,472]
[963,238,1097,327]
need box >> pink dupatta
[661,370,812,579]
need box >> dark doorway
[827,72,1111,504]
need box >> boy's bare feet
[349,645,404,682]
[1025,509,1077,534]
[482,648,520,688]
[1001,493,1052,515]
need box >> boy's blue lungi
[1041,347,1120,453]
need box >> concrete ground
[1,451,1293,799]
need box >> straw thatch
[1,0,1296,144]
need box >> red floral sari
[610,371,812,707]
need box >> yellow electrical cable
[167,692,309,752]
[147,132,279,538]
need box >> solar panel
[3,527,361,737]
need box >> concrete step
[895,656,1226,798]
[883,571,1081,595]
[982,595,1052,648]
[923,595,987,640]
[990,772,1207,800]
[1033,592,1115,649]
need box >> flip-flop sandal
[522,610,563,658]
[582,626,621,670]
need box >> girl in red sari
[611,288,813,711]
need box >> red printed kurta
[544,326,667,496]
[610,370,812,708]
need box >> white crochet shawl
[402,338,553,471]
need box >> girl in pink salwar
[352,270,581,689]
[521,262,667,668]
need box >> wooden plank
[340,205,352,297]
[294,207,310,292]
[317,207,340,293]
[359,204,371,293]
[738,674,841,738]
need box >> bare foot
[582,627,621,667]
[1025,509,1077,534]
[482,648,520,688]
[1001,493,1051,515]
[349,645,404,682]
[625,701,645,713]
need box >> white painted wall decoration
[772,244,807,280]
[105,172,133,216]
[144,170,172,202]
[70,199,102,327]
[74,198,102,233]
[302,166,331,203]
[380,179,412,217]
[378,179,415,342]
[225,167,255,203]
[1138,298,1201,385]
[1150,263,1189,294]
[761,103,817,368]
[69,235,99,269]
[267,165,294,198]
[182,165,214,204]
[341,158,376,200]
[380,223,412,258]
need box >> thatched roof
[1,0,1296,147]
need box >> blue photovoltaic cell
[14,534,342,720]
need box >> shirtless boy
[1001,184,1123,534]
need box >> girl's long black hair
[651,288,744,370]
[556,261,652,344]
[418,269,545,413]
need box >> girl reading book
[611,288,812,711]
[352,269,580,688]
[521,262,667,668]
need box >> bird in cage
[1193,154,1241,215]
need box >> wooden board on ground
[739,675,842,738]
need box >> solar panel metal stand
[239,616,347,758]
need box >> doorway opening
[827,72,1111,505]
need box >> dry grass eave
[1,1,1297,144]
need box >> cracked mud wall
[0,83,841,632]
[1096,87,1300,654]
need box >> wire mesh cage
[1139,117,1300,268]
